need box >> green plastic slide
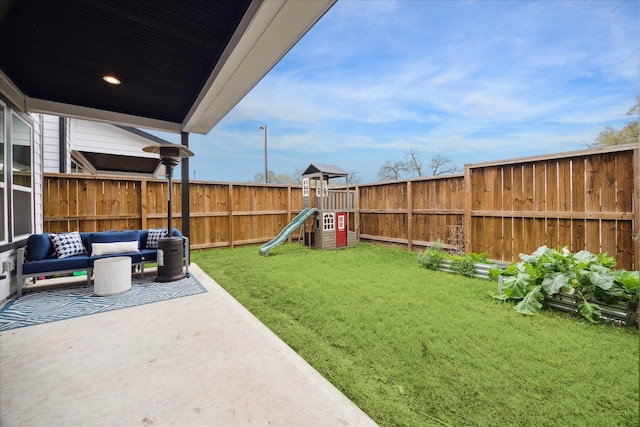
[259,208,319,256]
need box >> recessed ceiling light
[103,75,121,85]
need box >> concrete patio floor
[0,264,377,427]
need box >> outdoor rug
[0,275,207,331]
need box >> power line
[609,0,626,16]
[614,47,640,67]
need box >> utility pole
[259,125,268,183]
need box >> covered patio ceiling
[0,0,335,134]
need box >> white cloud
[181,0,639,184]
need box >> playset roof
[302,164,348,178]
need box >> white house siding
[0,250,11,300]
[71,119,159,159]
[41,114,61,173]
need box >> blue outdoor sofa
[17,228,189,297]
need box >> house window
[11,112,33,238]
[323,213,334,231]
[70,158,84,174]
[0,102,34,245]
[315,180,321,196]
[302,177,309,197]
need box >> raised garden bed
[495,246,639,326]
[419,244,639,326]
[498,276,639,326]
[543,291,638,325]
[436,259,497,280]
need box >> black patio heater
[143,143,193,282]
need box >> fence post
[287,185,292,243]
[407,180,413,251]
[229,183,234,248]
[634,147,639,270]
[355,185,360,239]
[140,179,148,230]
[464,165,472,254]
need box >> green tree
[588,98,639,148]
[253,171,294,184]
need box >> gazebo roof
[302,164,348,178]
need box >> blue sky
[151,0,639,184]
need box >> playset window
[323,213,334,231]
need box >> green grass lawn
[192,243,639,427]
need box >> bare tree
[377,159,409,181]
[290,168,305,185]
[429,154,461,175]
[378,150,461,181]
[347,169,361,186]
[405,148,423,177]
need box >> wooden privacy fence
[358,175,465,251]
[44,178,305,249]
[42,145,638,270]
[358,145,637,271]
[465,146,636,268]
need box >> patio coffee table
[94,256,132,296]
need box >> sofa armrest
[183,236,190,275]
[17,246,26,297]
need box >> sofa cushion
[91,241,139,256]
[89,252,145,266]
[22,255,90,274]
[90,230,140,245]
[50,232,87,259]
[26,233,55,261]
[139,248,157,262]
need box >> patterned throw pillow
[146,228,168,249]
[50,231,87,258]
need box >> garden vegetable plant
[494,245,639,323]
[417,241,493,278]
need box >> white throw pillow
[91,241,139,256]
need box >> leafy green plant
[495,245,639,323]
[450,255,477,277]
[419,247,497,280]
[417,242,447,270]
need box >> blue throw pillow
[26,233,55,261]
[50,232,87,259]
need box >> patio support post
[181,132,191,239]
[58,117,67,173]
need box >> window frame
[10,110,34,240]
[0,102,5,244]
[323,213,335,231]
